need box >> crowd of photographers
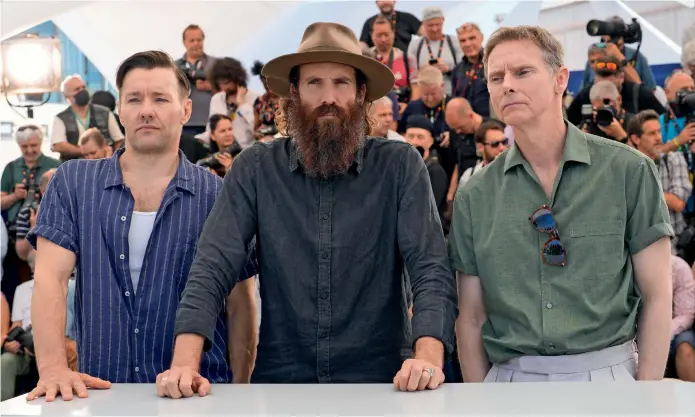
[1,2,695,398]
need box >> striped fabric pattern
[28,148,257,383]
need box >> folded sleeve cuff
[174,311,216,352]
[628,222,674,254]
[27,225,78,254]
[411,310,456,360]
[450,258,479,277]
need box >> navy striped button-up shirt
[28,148,257,383]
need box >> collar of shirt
[103,147,197,194]
[288,137,366,174]
[20,154,50,170]
[503,122,592,174]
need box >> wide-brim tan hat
[262,22,395,102]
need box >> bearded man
[157,22,457,398]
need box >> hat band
[298,45,359,54]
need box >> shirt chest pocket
[569,220,625,283]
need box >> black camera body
[586,17,642,44]
[197,142,243,171]
[22,185,40,212]
[671,90,695,125]
[596,105,617,127]
[393,86,412,103]
[178,61,206,84]
[5,327,34,355]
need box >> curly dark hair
[251,60,264,78]
[208,57,248,91]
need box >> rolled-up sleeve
[626,158,674,254]
[396,146,458,357]
[26,164,78,254]
[175,146,259,350]
[448,187,478,277]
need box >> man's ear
[181,98,193,125]
[629,134,640,147]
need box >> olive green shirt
[449,122,673,364]
[1,154,61,223]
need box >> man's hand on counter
[26,367,111,401]
[156,366,211,399]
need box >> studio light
[0,35,62,95]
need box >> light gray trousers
[484,341,638,382]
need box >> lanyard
[376,48,395,69]
[72,107,91,131]
[426,100,446,124]
[425,38,445,62]
[455,57,484,98]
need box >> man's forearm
[664,193,686,213]
[636,296,671,380]
[171,334,205,371]
[31,277,68,371]
[0,193,18,210]
[227,281,258,383]
[53,142,82,158]
[456,320,490,382]
[413,336,444,367]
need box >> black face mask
[73,89,90,107]
[415,146,425,158]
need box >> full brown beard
[283,92,369,178]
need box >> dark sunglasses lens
[531,208,555,232]
[543,238,566,266]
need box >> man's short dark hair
[116,50,191,98]
[626,109,660,138]
[474,119,506,144]
[183,24,204,41]
[208,57,248,91]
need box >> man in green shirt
[449,26,674,382]
[1,125,61,226]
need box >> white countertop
[2,381,694,416]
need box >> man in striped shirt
[25,50,259,402]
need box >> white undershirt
[128,211,157,294]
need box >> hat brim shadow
[262,50,395,102]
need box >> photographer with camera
[578,80,633,143]
[199,57,260,150]
[14,169,56,263]
[568,55,665,126]
[175,24,216,137]
[657,71,695,154]
[368,15,417,110]
[250,61,280,143]
[196,114,242,177]
[1,125,60,236]
[1,276,36,400]
[583,16,656,90]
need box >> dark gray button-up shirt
[175,137,457,383]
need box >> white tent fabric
[0,0,689,93]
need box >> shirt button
[119,254,125,260]
[134,328,139,334]
[322,213,329,220]
[318,371,327,378]
[318,330,327,338]
[125,291,130,297]
[134,367,139,372]
[321,252,328,259]
[120,216,126,222]
[321,292,329,300]
[548,343,555,350]
[546,302,553,309]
